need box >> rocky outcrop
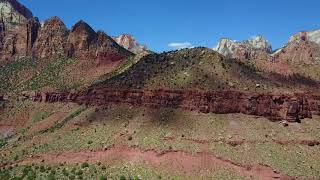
[0,0,33,30]
[113,34,148,55]
[33,16,68,59]
[273,30,320,64]
[0,17,40,60]
[214,36,272,60]
[0,0,38,60]
[23,89,315,122]
[214,31,320,65]
[66,21,132,62]
[289,29,320,45]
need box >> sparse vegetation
[0,137,7,148]
[0,57,38,93]
[31,110,52,123]
[18,58,76,91]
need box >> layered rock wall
[22,89,316,122]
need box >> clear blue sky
[21,0,320,52]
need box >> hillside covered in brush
[96,47,319,93]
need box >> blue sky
[21,0,320,52]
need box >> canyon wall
[22,89,319,122]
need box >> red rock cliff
[23,89,315,122]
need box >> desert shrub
[14,155,19,161]
[81,162,89,168]
[47,174,55,180]
[62,168,69,176]
[99,175,107,180]
[75,169,83,176]
[0,169,11,180]
[69,175,75,180]
[39,166,46,173]
[0,137,7,148]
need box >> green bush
[81,162,89,168]
[14,155,19,161]
[0,137,7,148]
[47,174,55,180]
[39,166,46,173]
[0,169,11,180]
[99,175,107,180]
[75,170,83,176]
[62,168,69,176]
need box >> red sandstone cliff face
[0,18,133,62]
[22,89,317,122]
[66,21,132,62]
[0,1,133,62]
[0,17,40,60]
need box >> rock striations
[0,0,132,62]
[22,89,316,122]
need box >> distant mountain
[213,31,320,65]
[214,35,272,60]
[273,29,320,64]
[213,31,320,79]
[113,34,149,55]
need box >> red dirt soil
[8,145,292,180]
